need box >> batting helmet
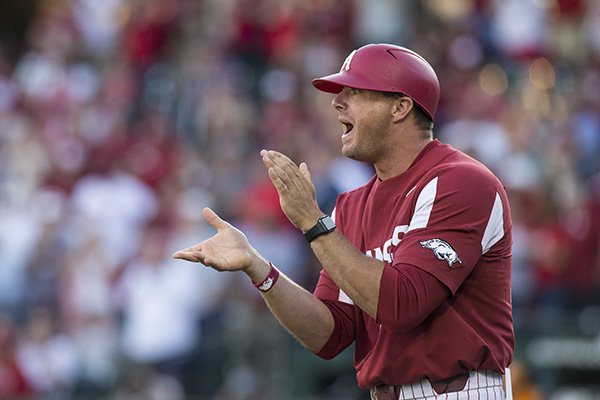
[312,43,440,120]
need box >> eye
[350,88,361,95]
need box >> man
[173,43,514,399]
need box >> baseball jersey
[313,139,514,389]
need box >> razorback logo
[258,277,274,291]
[420,238,462,267]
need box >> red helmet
[312,43,440,120]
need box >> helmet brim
[312,72,381,94]
[312,73,346,93]
[312,72,395,95]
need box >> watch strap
[304,215,336,243]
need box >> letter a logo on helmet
[312,43,440,121]
[340,50,357,72]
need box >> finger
[262,151,303,182]
[299,162,312,183]
[202,207,229,231]
[267,166,289,194]
[262,150,296,193]
[202,256,219,267]
[264,154,301,185]
[268,151,298,172]
[172,250,203,263]
[263,150,299,172]
[260,149,273,168]
[279,161,301,184]
[261,151,286,187]
[172,244,198,257]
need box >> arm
[254,261,335,352]
[310,229,383,318]
[261,150,384,318]
[308,231,449,326]
[172,207,334,352]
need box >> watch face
[322,216,336,231]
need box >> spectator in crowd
[0,314,32,399]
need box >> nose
[332,91,346,112]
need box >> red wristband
[253,263,280,292]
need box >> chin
[341,145,354,159]
[342,147,365,162]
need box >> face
[331,87,395,163]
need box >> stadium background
[0,0,599,399]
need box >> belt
[370,370,503,400]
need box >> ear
[390,96,414,123]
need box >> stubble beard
[342,120,388,164]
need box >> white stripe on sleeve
[481,192,504,254]
[338,289,353,304]
[407,177,438,232]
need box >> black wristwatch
[304,215,336,243]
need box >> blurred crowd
[0,0,599,399]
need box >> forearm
[309,231,384,319]
[171,207,335,352]
[246,259,335,352]
[258,150,382,319]
[378,263,450,333]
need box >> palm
[172,208,254,271]
[195,227,251,271]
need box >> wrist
[252,262,280,292]
[300,211,325,233]
[303,215,336,243]
[244,254,271,284]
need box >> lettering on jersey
[420,238,462,267]
[340,50,357,71]
[365,225,408,262]
[364,177,439,262]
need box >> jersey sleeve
[313,268,357,359]
[312,206,357,359]
[392,163,511,294]
[376,262,450,332]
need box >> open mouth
[341,120,354,136]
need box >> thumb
[202,207,229,231]
[299,162,312,182]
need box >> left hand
[172,207,259,272]
[260,150,323,232]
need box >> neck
[374,136,433,180]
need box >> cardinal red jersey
[313,139,514,389]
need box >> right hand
[172,207,259,273]
[260,150,322,232]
